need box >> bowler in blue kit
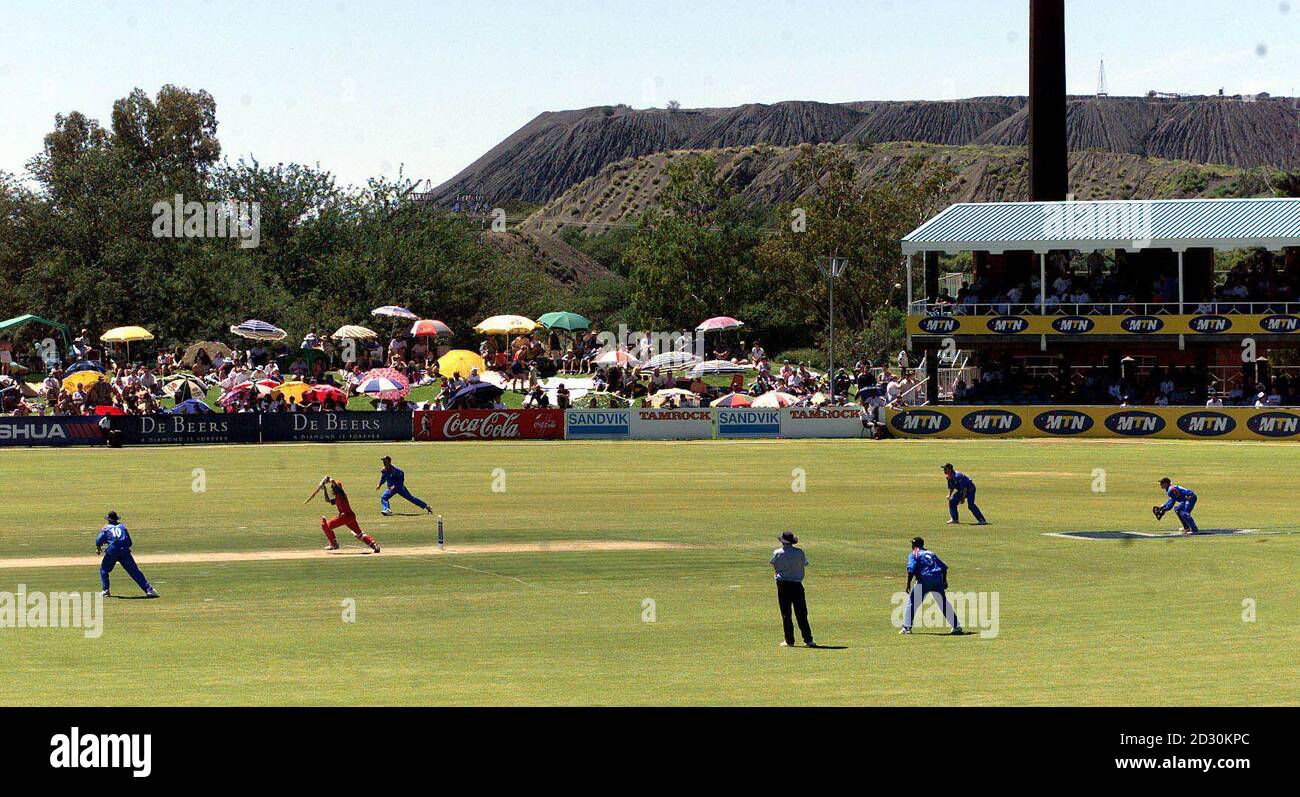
[1159,477,1199,533]
[95,511,158,598]
[943,463,987,525]
[376,456,433,516]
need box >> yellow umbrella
[331,325,378,340]
[437,349,486,378]
[62,371,107,392]
[100,326,155,364]
[271,380,313,402]
[101,326,154,343]
[473,315,537,335]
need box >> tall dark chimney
[1029,0,1068,201]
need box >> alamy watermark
[890,587,999,638]
[1044,197,1153,249]
[0,584,103,638]
[151,194,261,248]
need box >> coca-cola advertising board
[413,409,565,441]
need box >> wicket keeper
[1155,477,1199,534]
[943,463,987,525]
[320,478,381,552]
[96,511,159,598]
[376,456,433,516]
[901,537,961,635]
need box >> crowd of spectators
[931,252,1300,315]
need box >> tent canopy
[0,314,71,347]
[902,197,1300,255]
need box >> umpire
[770,531,817,648]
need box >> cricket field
[2,438,1297,706]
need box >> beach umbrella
[163,376,209,401]
[650,388,699,407]
[474,315,537,335]
[231,379,279,397]
[411,319,452,337]
[689,360,747,377]
[305,384,348,403]
[101,326,154,363]
[65,360,105,375]
[696,316,744,332]
[372,305,418,321]
[101,326,154,343]
[752,391,797,408]
[230,320,286,341]
[271,381,313,402]
[447,381,504,407]
[711,392,754,408]
[357,375,410,400]
[537,311,591,331]
[181,341,232,366]
[594,349,639,366]
[331,325,378,340]
[62,371,107,392]
[437,349,486,378]
[169,399,212,414]
[644,351,701,372]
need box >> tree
[624,154,763,330]
[754,144,951,361]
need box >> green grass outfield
[2,438,1297,706]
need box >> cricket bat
[303,476,330,505]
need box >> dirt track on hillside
[0,540,691,570]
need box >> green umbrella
[537,311,591,332]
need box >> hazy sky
[2,1,1297,189]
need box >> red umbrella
[710,392,754,408]
[94,405,126,416]
[305,384,348,403]
[411,319,452,337]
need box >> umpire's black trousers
[776,580,813,645]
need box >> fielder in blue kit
[95,511,158,598]
[1157,477,1199,533]
[901,537,961,635]
[943,463,987,524]
[376,456,433,516]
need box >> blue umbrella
[169,399,212,414]
[65,360,106,375]
[447,381,504,407]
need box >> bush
[772,347,826,370]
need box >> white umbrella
[331,325,378,340]
[643,351,702,372]
[594,349,640,366]
[752,391,798,408]
[689,360,747,377]
[230,320,286,341]
[372,305,419,320]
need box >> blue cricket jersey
[907,547,948,590]
[948,472,975,494]
[96,523,133,554]
[1161,485,1195,511]
[378,466,405,489]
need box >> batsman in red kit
[320,478,381,553]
